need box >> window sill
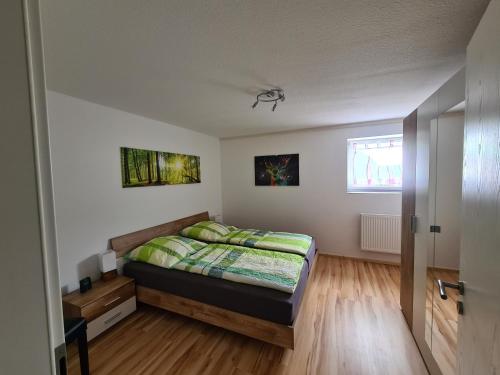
[347,190,402,194]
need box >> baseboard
[318,252,401,266]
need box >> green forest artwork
[121,147,201,187]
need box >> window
[347,134,403,192]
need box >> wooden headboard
[110,211,209,257]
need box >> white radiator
[361,213,401,254]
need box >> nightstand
[62,276,136,341]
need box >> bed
[110,211,317,349]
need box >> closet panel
[400,109,417,327]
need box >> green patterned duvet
[173,243,304,293]
[219,229,312,256]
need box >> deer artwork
[265,155,292,186]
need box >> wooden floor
[426,269,459,375]
[68,255,428,374]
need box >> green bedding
[126,235,207,268]
[173,243,304,293]
[180,221,236,242]
[219,229,312,256]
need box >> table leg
[77,331,89,375]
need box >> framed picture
[254,154,299,186]
[120,147,200,187]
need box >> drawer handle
[104,296,121,307]
[104,311,122,325]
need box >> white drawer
[87,296,136,341]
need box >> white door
[458,0,500,373]
[0,1,65,374]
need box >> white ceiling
[40,0,488,138]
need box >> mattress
[124,239,316,325]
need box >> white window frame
[347,134,403,193]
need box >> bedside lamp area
[99,250,118,281]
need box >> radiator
[361,213,401,254]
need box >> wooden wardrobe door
[400,109,417,327]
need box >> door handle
[437,279,465,300]
[430,225,441,233]
[410,215,417,234]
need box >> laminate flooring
[68,255,428,375]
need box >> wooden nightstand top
[63,275,134,308]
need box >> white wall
[47,91,222,292]
[428,112,464,270]
[221,121,403,263]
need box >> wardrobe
[400,69,465,375]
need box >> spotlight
[251,88,285,112]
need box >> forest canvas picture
[254,154,299,186]
[121,147,201,187]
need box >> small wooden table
[62,276,136,341]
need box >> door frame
[24,0,66,348]
[0,1,65,373]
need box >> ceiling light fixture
[252,88,285,112]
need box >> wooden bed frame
[110,211,317,349]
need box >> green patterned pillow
[126,235,207,268]
[180,221,236,242]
